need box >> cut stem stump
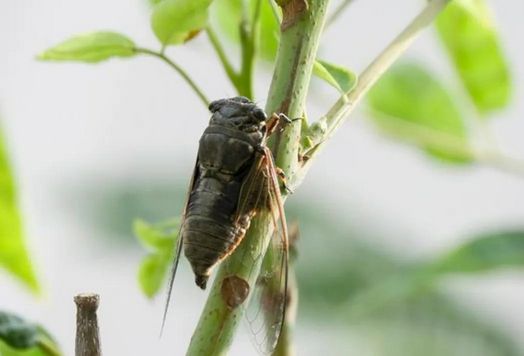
[74,293,101,356]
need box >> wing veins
[160,159,199,335]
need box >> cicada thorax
[181,97,269,289]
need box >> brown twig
[74,293,102,356]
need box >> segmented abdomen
[182,173,253,289]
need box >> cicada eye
[209,99,226,113]
[252,108,267,122]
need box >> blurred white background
[1,0,524,355]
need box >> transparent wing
[161,159,200,334]
[243,147,289,355]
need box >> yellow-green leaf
[313,59,357,93]
[367,62,473,163]
[135,218,178,298]
[151,0,212,45]
[133,218,178,251]
[38,32,136,63]
[436,0,511,114]
[138,253,172,298]
[0,127,39,293]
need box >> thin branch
[250,0,264,40]
[239,0,264,99]
[238,17,256,98]
[134,47,210,107]
[477,151,524,179]
[327,0,355,27]
[365,111,524,179]
[303,0,451,166]
[205,27,242,92]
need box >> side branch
[305,0,451,165]
[206,27,240,90]
[134,47,210,106]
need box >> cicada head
[208,97,267,133]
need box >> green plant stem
[237,0,262,99]
[477,151,524,179]
[206,3,261,99]
[366,111,524,178]
[205,27,241,91]
[303,0,451,171]
[327,0,355,26]
[134,47,210,107]
[186,1,330,355]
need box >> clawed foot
[275,167,294,194]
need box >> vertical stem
[206,27,242,92]
[186,1,330,355]
[74,293,101,356]
[239,19,255,99]
[266,0,329,177]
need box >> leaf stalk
[134,47,210,106]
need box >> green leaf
[135,218,178,298]
[436,0,511,114]
[0,312,37,350]
[293,199,523,356]
[433,231,524,274]
[212,0,280,60]
[0,311,60,356]
[367,62,473,163]
[133,218,178,251]
[257,0,280,60]
[151,0,212,45]
[0,344,45,356]
[38,32,136,63]
[0,127,39,292]
[313,59,357,93]
[138,253,172,298]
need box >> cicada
[163,96,290,352]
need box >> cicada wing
[239,147,289,355]
[161,159,200,334]
[233,150,269,225]
[245,232,288,354]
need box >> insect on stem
[162,97,290,353]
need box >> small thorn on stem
[275,167,294,194]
